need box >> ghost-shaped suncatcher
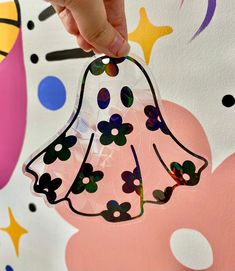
[23,56,208,223]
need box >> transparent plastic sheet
[23,55,209,223]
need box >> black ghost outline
[23,55,208,223]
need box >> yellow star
[1,208,28,256]
[129,7,173,64]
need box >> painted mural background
[0,0,234,270]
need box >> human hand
[48,0,130,57]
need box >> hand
[48,0,130,57]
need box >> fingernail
[83,49,93,53]
[109,35,130,57]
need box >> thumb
[67,0,130,57]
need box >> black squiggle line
[130,145,145,217]
[39,5,56,21]
[0,0,21,28]
[64,133,95,199]
[0,18,19,27]
[15,0,21,26]
[0,50,8,56]
[46,48,94,61]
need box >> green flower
[98,114,133,146]
[71,163,104,194]
[43,133,77,165]
[170,160,199,186]
[152,161,199,204]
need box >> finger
[52,4,79,35]
[76,35,93,52]
[93,48,102,54]
[67,0,130,57]
[52,3,93,52]
[104,0,128,40]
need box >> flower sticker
[34,173,62,203]
[43,133,77,165]
[152,160,200,204]
[101,200,132,222]
[152,186,174,204]
[144,105,169,135]
[89,57,125,77]
[122,167,142,195]
[170,160,199,186]
[98,114,133,146]
[71,163,104,194]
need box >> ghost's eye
[121,86,134,108]
[97,88,110,109]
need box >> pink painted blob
[55,101,235,271]
[0,31,27,189]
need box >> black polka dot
[27,20,35,30]
[30,54,39,64]
[29,203,37,212]
[222,95,235,108]
[121,86,134,108]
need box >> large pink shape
[0,32,27,189]
[55,101,235,271]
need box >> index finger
[66,0,130,57]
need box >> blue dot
[5,265,14,271]
[38,76,66,110]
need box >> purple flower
[144,105,169,135]
[122,167,142,195]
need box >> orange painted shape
[0,2,18,21]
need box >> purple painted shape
[0,31,27,189]
[180,0,216,40]
[191,0,217,41]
